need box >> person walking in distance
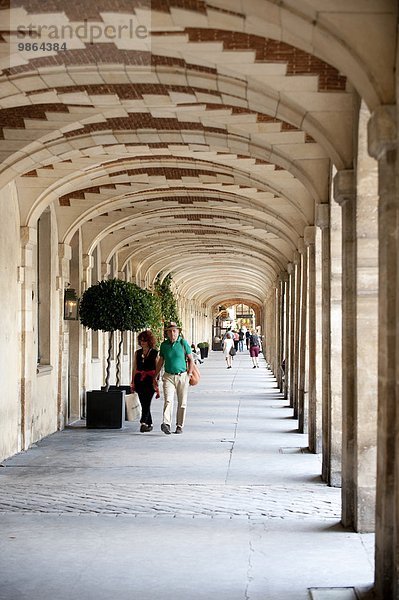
[245,329,251,350]
[249,330,261,368]
[223,332,234,369]
[154,322,194,435]
[131,330,159,432]
[238,328,245,352]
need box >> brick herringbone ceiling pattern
[0,0,372,304]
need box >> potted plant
[79,278,153,428]
[197,342,209,359]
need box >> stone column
[305,227,319,451]
[70,232,84,422]
[287,262,295,408]
[334,166,378,528]
[20,226,37,450]
[58,243,72,430]
[298,238,308,433]
[355,102,378,532]
[329,190,343,488]
[275,283,281,386]
[283,272,290,400]
[334,171,356,504]
[293,251,301,419]
[315,204,331,483]
[278,275,286,393]
[368,104,397,599]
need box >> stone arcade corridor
[0,352,374,600]
[0,1,398,598]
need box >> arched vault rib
[144,257,276,295]
[136,250,279,286]
[0,58,350,175]
[80,204,299,258]
[177,277,268,304]
[57,183,311,246]
[19,126,328,223]
[23,144,318,233]
[97,227,289,275]
[174,268,269,300]
[119,239,281,283]
[189,282,263,304]
[2,0,392,108]
[26,152,313,233]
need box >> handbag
[229,347,237,356]
[188,362,200,386]
[125,392,141,421]
[181,339,200,386]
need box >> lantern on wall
[63,288,79,320]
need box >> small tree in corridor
[79,278,153,390]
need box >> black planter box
[199,347,209,359]
[86,389,125,429]
[102,385,132,421]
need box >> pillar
[58,243,72,430]
[278,274,286,392]
[334,170,356,512]
[315,203,331,482]
[275,283,281,385]
[298,237,308,433]
[287,262,296,408]
[20,226,37,450]
[368,104,398,598]
[355,102,378,532]
[293,251,301,419]
[305,226,319,451]
[283,270,290,400]
[329,189,343,488]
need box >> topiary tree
[147,291,163,345]
[79,278,153,390]
[153,272,181,337]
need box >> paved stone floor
[0,351,374,600]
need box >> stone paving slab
[0,351,374,599]
[0,482,340,518]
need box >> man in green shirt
[154,322,194,434]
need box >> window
[37,209,51,365]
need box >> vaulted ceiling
[0,0,395,307]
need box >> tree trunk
[104,331,113,392]
[116,332,123,386]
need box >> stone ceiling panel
[0,0,393,303]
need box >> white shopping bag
[125,392,141,421]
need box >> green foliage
[79,278,153,333]
[198,342,209,348]
[153,273,181,329]
[147,292,163,344]
[79,279,155,390]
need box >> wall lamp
[64,288,79,320]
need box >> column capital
[315,203,329,229]
[59,243,72,261]
[297,237,305,255]
[279,272,289,283]
[101,262,111,278]
[333,169,355,206]
[304,225,316,246]
[287,262,295,275]
[293,250,300,265]
[20,226,37,248]
[82,253,93,269]
[368,105,396,160]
